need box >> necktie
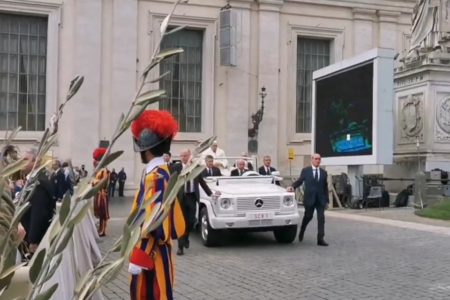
[266,167,269,175]
[314,169,318,181]
[208,168,212,176]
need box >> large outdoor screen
[312,48,395,166]
[315,62,373,157]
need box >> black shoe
[177,248,184,256]
[298,231,304,242]
[185,239,190,249]
[317,240,329,246]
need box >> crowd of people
[0,143,128,258]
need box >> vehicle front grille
[236,196,280,211]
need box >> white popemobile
[198,168,300,246]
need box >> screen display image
[315,62,373,157]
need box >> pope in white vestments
[201,140,229,170]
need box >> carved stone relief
[435,95,450,142]
[398,93,424,144]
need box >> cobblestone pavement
[100,197,450,300]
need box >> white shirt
[201,147,228,168]
[145,156,166,174]
[312,166,320,181]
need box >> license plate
[248,212,273,220]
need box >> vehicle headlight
[219,198,232,209]
[283,195,294,207]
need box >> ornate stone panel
[435,95,450,143]
[398,93,424,144]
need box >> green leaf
[35,128,50,157]
[185,165,206,184]
[43,254,63,282]
[193,135,217,156]
[97,150,123,170]
[164,173,178,201]
[122,227,141,257]
[0,262,26,280]
[135,89,166,106]
[149,71,171,83]
[0,159,28,179]
[155,48,184,61]
[68,202,90,227]
[140,202,163,236]
[5,126,22,145]
[164,25,186,36]
[75,277,97,300]
[125,104,147,125]
[29,248,46,284]
[110,236,123,253]
[34,283,58,300]
[160,14,170,35]
[95,258,125,288]
[179,157,201,177]
[66,75,84,101]
[80,176,108,200]
[54,225,74,255]
[59,193,71,225]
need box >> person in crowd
[231,159,248,176]
[20,148,55,254]
[1,144,21,180]
[127,110,185,300]
[163,152,173,167]
[62,160,75,195]
[92,148,110,237]
[258,155,277,175]
[241,152,254,171]
[171,149,213,256]
[201,140,228,170]
[80,164,88,178]
[287,153,329,246]
[118,167,127,197]
[109,168,118,198]
[51,159,69,201]
[258,155,281,185]
[202,155,222,177]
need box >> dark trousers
[118,181,125,197]
[109,183,116,198]
[179,192,197,249]
[300,202,325,240]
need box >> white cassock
[201,147,229,169]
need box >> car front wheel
[273,225,298,244]
[200,207,219,247]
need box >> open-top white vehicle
[198,171,300,246]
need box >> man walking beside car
[287,153,329,246]
[171,149,213,256]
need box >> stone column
[256,0,283,165]
[58,0,103,171]
[352,8,376,53]
[378,11,400,49]
[221,1,253,158]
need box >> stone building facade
[0,0,416,189]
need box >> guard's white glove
[128,263,143,275]
[211,190,221,200]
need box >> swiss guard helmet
[131,110,178,155]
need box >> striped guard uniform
[129,162,185,300]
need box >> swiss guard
[128,110,186,300]
[92,147,110,237]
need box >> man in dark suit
[287,153,329,246]
[202,155,222,177]
[51,159,69,202]
[231,159,248,176]
[170,149,213,255]
[21,149,56,254]
[258,155,276,175]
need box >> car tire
[200,207,219,247]
[273,225,298,244]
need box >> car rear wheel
[200,207,219,247]
[273,225,297,244]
